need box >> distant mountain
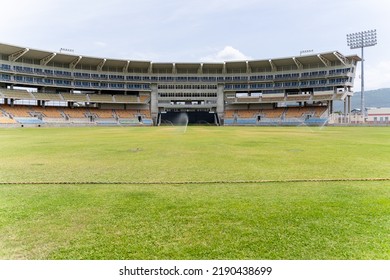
[333,88,390,112]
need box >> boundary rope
[0,178,389,185]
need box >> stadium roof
[0,42,361,72]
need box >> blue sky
[1,0,389,90]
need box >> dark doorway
[160,111,216,125]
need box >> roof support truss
[123,60,130,73]
[97,59,106,71]
[40,53,56,66]
[292,57,303,69]
[269,59,277,71]
[9,48,29,62]
[198,64,203,74]
[246,61,251,73]
[317,54,331,67]
[333,51,349,66]
[70,56,82,69]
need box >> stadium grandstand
[0,42,360,126]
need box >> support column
[329,100,333,115]
[343,99,347,123]
[150,84,158,125]
[347,95,352,123]
[216,84,224,125]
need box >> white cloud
[201,46,252,62]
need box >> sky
[1,0,389,91]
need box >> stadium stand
[286,94,311,102]
[114,95,139,103]
[88,108,115,119]
[285,107,308,118]
[263,108,284,118]
[0,89,35,100]
[115,109,136,118]
[0,105,31,117]
[0,42,361,126]
[33,92,63,101]
[236,97,261,103]
[0,116,17,124]
[30,106,63,118]
[237,110,257,118]
[61,107,88,119]
[224,110,235,118]
[61,93,89,102]
[312,106,328,117]
[14,117,44,125]
[139,95,151,103]
[88,94,114,103]
[138,109,151,118]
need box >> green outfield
[0,126,389,259]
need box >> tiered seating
[224,110,235,118]
[31,107,63,118]
[0,105,31,117]
[0,89,35,100]
[86,108,117,125]
[61,93,88,102]
[231,110,258,125]
[236,118,257,125]
[139,95,151,103]
[237,110,257,118]
[14,118,44,125]
[236,97,260,103]
[115,109,138,118]
[88,108,114,118]
[0,104,155,125]
[261,94,285,102]
[33,93,63,101]
[138,109,151,118]
[285,107,307,118]
[0,116,17,124]
[114,95,138,103]
[312,106,327,117]
[262,108,284,118]
[312,94,333,101]
[286,94,311,101]
[61,107,88,118]
[88,94,114,103]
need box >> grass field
[0,126,389,259]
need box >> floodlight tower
[347,29,377,120]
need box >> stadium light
[346,29,377,120]
[300,49,313,56]
[59,48,75,53]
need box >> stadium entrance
[159,110,219,125]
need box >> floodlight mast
[346,30,377,121]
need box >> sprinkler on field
[174,112,189,133]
